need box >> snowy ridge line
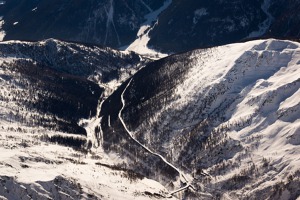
[118,78,195,196]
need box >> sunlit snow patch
[124,0,172,59]
[0,18,5,41]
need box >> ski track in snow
[140,0,153,13]
[118,79,196,196]
[104,0,120,46]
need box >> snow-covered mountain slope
[100,39,300,199]
[0,38,299,199]
[0,38,173,199]
[0,39,148,134]
[0,55,102,135]
[0,129,175,200]
[0,39,147,85]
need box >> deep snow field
[0,124,174,200]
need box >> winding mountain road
[118,78,194,196]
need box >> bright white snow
[132,39,300,199]
[118,79,196,196]
[0,38,172,199]
[124,0,172,59]
[1,38,299,199]
[0,18,5,41]
[0,129,175,199]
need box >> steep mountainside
[0,39,146,134]
[0,1,299,199]
[148,0,300,53]
[1,0,300,54]
[0,39,176,200]
[148,0,268,52]
[0,39,145,83]
[0,0,164,48]
[268,0,300,38]
[100,39,300,199]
